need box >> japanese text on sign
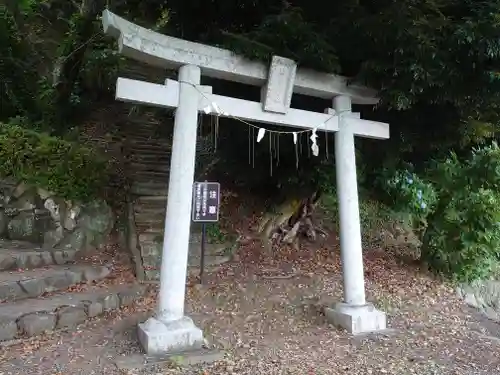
[192,182,220,222]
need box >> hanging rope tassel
[293,132,299,169]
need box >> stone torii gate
[102,10,390,355]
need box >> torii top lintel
[102,10,379,106]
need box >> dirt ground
[1,231,500,375]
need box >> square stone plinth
[138,316,204,356]
[325,303,387,334]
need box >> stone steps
[129,143,170,152]
[133,204,166,215]
[0,240,77,271]
[130,182,168,196]
[132,171,169,180]
[135,195,168,203]
[129,156,170,165]
[133,202,166,212]
[133,212,165,226]
[135,223,165,233]
[0,284,147,342]
[0,265,110,302]
[129,150,170,159]
[132,171,169,182]
[130,162,169,172]
[129,146,168,153]
[136,232,204,245]
[124,121,229,282]
[128,134,170,143]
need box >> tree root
[255,189,323,252]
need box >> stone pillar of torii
[102,10,389,355]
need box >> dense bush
[0,119,108,202]
[320,188,396,238]
[375,166,437,234]
[422,144,500,282]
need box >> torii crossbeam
[102,9,389,356]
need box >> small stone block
[19,278,45,298]
[26,253,43,268]
[18,313,56,336]
[56,306,87,330]
[0,253,15,270]
[52,250,66,264]
[138,316,204,356]
[325,303,387,335]
[0,283,24,301]
[118,289,139,307]
[82,266,110,282]
[40,251,53,266]
[144,270,160,282]
[0,319,18,341]
[84,301,103,318]
[102,293,120,311]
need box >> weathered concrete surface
[0,239,77,271]
[0,284,147,341]
[0,265,110,302]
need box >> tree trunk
[256,189,325,252]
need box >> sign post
[192,181,221,283]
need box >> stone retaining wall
[0,178,114,252]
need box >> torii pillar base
[138,316,204,356]
[325,303,386,335]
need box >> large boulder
[77,200,114,249]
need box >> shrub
[320,188,396,237]
[422,143,500,282]
[0,119,108,202]
[375,166,437,233]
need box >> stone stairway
[0,239,146,342]
[124,115,232,282]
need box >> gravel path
[1,242,500,375]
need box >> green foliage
[320,189,396,236]
[0,5,40,121]
[422,143,500,282]
[375,167,437,222]
[0,119,109,202]
[205,223,227,244]
[332,0,500,115]
[81,37,124,94]
[222,6,340,73]
[295,149,366,195]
